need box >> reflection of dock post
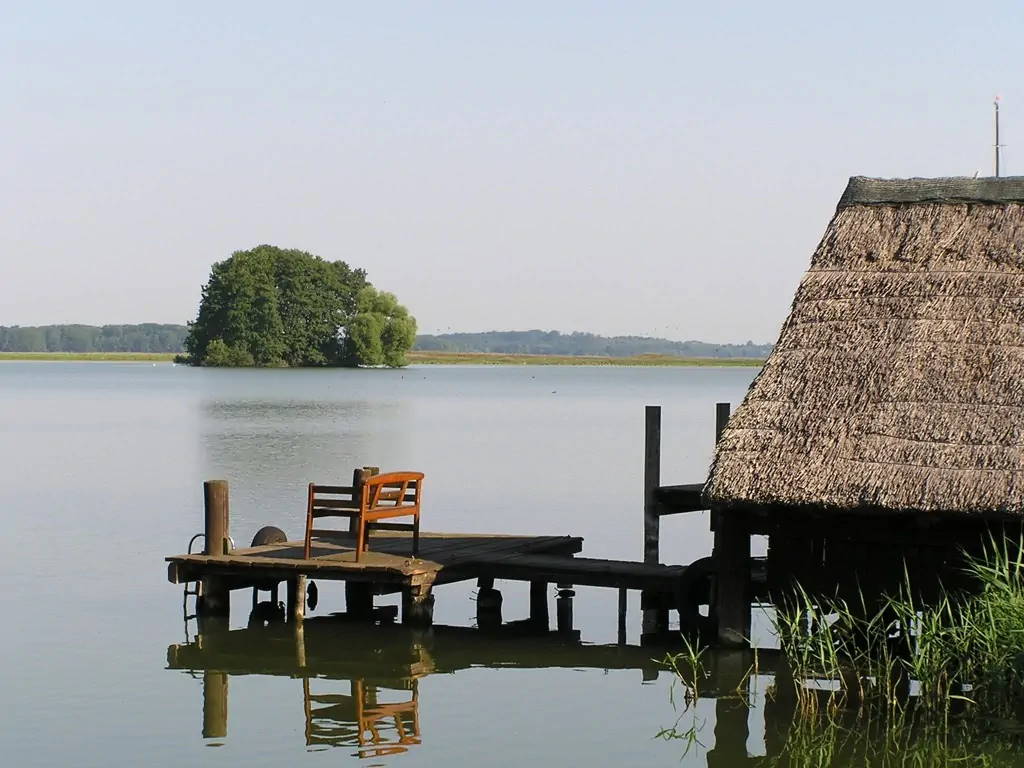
[707,649,751,765]
[201,670,228,740]
[294,619,307,669]
[642,406,668,636]
[199,480,231,618]
[556,584,574,632]
[529,581,549,628]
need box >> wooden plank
[655,483,706,514]
[310,484,354,494]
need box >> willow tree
[184,245,415,367]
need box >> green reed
[771,535,1024,718]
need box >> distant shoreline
[0,350,765,367]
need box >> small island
[182,245,416,368]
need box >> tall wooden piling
[642,406,668,636]
[199,480,231,617]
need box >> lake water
[4,362,1019,767]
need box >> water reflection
[167,617,662,759]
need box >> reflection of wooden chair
[304,472,423,561]
[303,678,421,757]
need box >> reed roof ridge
[839,176,1024,208]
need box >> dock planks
[167,531,585,588]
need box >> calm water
[4,362,1019,767]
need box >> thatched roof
[705,176,1024,517]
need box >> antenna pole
[995,98,1002,177]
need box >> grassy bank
[0,352,177,362]
[0,350,766,367]
[407,350,765,366]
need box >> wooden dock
[167,524,701,637]
[166,402,762,644]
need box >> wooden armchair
[304,471,423,561]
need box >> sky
[2,1,1020,342]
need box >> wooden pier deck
[167,531,585,590]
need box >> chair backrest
[362,472,423,513]
[308,483,361,522]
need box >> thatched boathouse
[704,176,1024,642]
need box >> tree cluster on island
[183,245,416,367]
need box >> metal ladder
[182,533,205,643]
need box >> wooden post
[402,583,435,626]
[711,402,750,647]
[642,406,668,635]
[529,581,549,628]
[199,480,230,617]
[287,576,306,623]
[556,584,574,633]
[643,405,662,564]
[617,587,628,645]
[202,670,228,740]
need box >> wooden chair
[304,471,423,561]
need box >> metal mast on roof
[995,96,1003,177]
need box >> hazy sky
[3,2,1019,341]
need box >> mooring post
[642,406,668,636]
[711,402,750,647]
[287,575,306,623]
[201,670,228,740]
[199,480,231,617]
[556,583,574,633]
[529,581,549,628]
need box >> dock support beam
[642,405,669,636]
[617,587,628,645]
[711,402,750,647]
[402,584,435,627]
[199,480,231,618]
[287,575,306,624]
[345,582,374,619]
[529,581,549,629]
[556,584,574,633]
[476,577,503,629]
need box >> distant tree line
[184,245,417,367]
[0,323,188,353]
[414,330,772,358]
[2,324,771,360]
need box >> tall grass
[772,536,1024,717]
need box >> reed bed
[771,537,1024,718]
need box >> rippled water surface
[16,362,1015,767]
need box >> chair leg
[356,517,366,562]
[413,515,420,558]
